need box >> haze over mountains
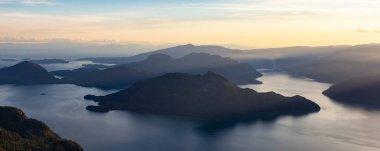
[2,42,380,87]
[275,44,380,83]
[78,44,349,65]
[2,43,380,85]
[79,44,245,64]
[76,43,380,85]
[53,53,262,89]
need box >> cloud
[0,0,55,5]
[356,29,380,34]
[356,29,369,33]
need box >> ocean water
[0,70,379,151]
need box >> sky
[0,0,379,48]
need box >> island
[323,73,380,109]
[0,61,60,85]
[85,72,320,120]
[0,106,83,151]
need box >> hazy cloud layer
[356,29,380,34]
[0,0,379,47]
[0,0,55,5]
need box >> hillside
[323,73,380,109]
[0,106,83,151]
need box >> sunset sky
[0,0,379,48]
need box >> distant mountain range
[54,53,262,89]
[3,43,380,86]
[275,44,380,83]
[85,72,320,120]
[0,53,262,88]
[77,43,360,73]
[0,106,83,151]
[79,44,351,65]
[323,73,380,109]
[78,44,245,64]
[78,43,380,84]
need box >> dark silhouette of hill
[0,61,60,85]
[0,106,83,151]
[79,44,244,64]
[323,73,380,109]
[85,72,320,120]
[56,53,262,89]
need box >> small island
[323,73,380,109]
[85,72,320,120]
[0,106,83,151]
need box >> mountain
[274,44,380,83]
[84,72,320,120]
[0,106,83,151]
[125,53,262,84]
[79,44,244,64]
[323,73,380,109]
[0,61,60,85]
[78,44,352,71]
[55,53,262,89]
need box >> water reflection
[0,70,379,151]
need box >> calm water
[0,70,379,151]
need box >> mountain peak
[13,61,45,70]
[203,71,228,82]
[184,43,194,47]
